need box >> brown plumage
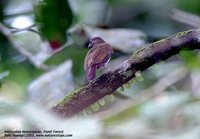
[84,37,114,82]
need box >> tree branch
[52,29,200,117]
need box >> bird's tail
[84,66,96,85]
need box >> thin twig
[3,10,33,18]
[170,9,200,28]
[10,24,41,36]
[51,39,74,55]
[0,22,48,70]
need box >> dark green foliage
[35,0,73,48]
[0,0,5,43]
[180,50,200,69]
[177,0,200,14]
[0,1,3,22]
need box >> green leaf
[35,0,73,48]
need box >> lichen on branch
[52,29,200,118]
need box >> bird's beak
[88,43,92,48]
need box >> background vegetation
[0,0,200,139]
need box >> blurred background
[0,0,200,138]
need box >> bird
[84,37,114,83]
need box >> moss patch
[175,30,193,37]
[58,87,83,106]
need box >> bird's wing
[84,48,96,70]
[88,44,113,65]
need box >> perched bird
[84,37,114,82]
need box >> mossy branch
[52,29,200,117]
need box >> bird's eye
[89,38,93,43]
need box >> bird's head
[88,37,105,48]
